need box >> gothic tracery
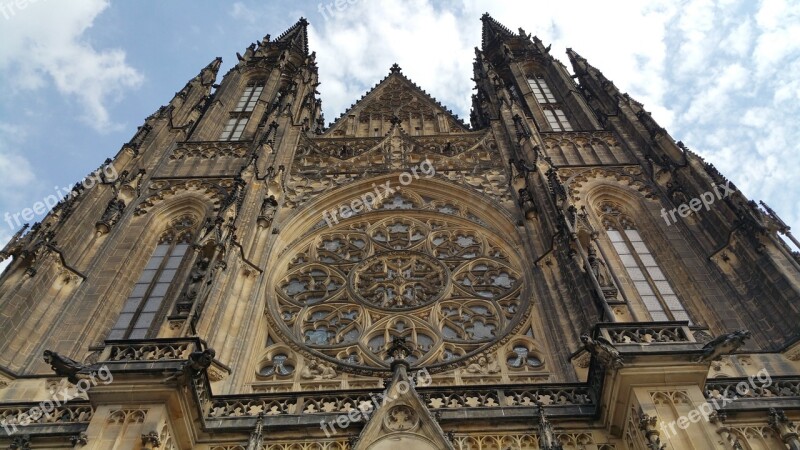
[269,188,527,373]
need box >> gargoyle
[696,330,751,362]
[163,348,216,384]
[581,334,624,370]
[43,350,86,384]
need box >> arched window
[220,79,265,141]
[527,74,574,131]
[108,217,196,339]
[599,202,690,323]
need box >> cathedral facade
[1,14,799,450]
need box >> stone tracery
[269,192,527,372]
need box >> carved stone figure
[43,350,86,384]
[258,195,278,228]
[697,330,751,362]
[580,334,624,369]
[184,257,210,301]
[102,198,126,225]
[300,359,337,380]
[465,355,500,374]
[164,348,216,383]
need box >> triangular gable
[324,64,469,136]
[352,345,454,450]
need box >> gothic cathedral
[1,14,799,450]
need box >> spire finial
[388,336,412,360]
[390,63,402,74]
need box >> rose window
[353,252,446,310]
[270,212,526,372]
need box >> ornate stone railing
[705,377,800,402]
[99,338,202,363]
[169,141,251,160]
[597,322,695,345]
[201,384,595,420]
[0,403,93,430]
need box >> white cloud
[0,122,37,211]
[306,0,680,128]
[0,0,143,132]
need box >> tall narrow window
[543,108,573,131]
[527,77,556,104]
[528,74,574,131]
[220,117,249,141]
[108,218,195,339]
[234,83,264,112]
[600,203,690,323]
[219,80,264,141]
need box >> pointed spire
[481,13,514,50]
[199,57,222,86]
[180,57,221,93]
[246,413,265,450]
[566,48,589,76]
[274,17,309,55]
[537,404,564,450]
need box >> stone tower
[1,14,799,450]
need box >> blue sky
[0,0,798,273]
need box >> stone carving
[299,359,337,380]
[9,435,31,450]
[353,252,446,310]
[95,198,126,234]
[141,431,161,448]
[164,348,216,383]
[465,354,501,375]
[170,142,250,160]
[43,350,86,384]
[259,354,294,377]
[70,432,88,446]
[580,335,623,369]
[258,195,278,228]
[697,330,751,362]
[384,405,418,431]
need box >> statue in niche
[184,257,210,301]
[587,242,617,299]
[96,198,126,233]
[589,242,611,288]
[300,359,337,380]
[258,195,278,228]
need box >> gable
[325,67,469,137]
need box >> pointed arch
[582,183,690,323]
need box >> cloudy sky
[0,0,798,273]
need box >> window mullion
[125,240,175,338]
[619,229,676,321]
